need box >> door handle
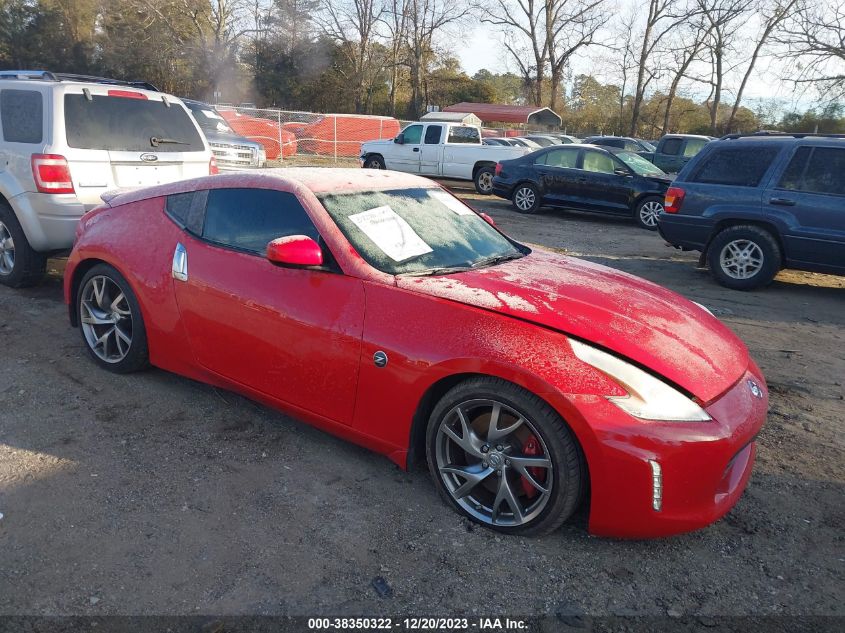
[413,147,420,152]
[172,242,188,282]
[769,197,796,206]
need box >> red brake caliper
[520,434,544,499]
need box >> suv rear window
[690,145,780,187]
[64,94,204,152]
[0,89,43,143]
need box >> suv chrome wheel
[0,220,14,275]
[434,398,554,527]
[80,275,134,363]
[719,239,764,280]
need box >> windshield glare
[318,188,526,275]
[616,151,666,176]
[187,103,234,134]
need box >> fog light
[649,460,662,511]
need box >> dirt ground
[0,187,842,621]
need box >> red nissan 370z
[63,168,767,538]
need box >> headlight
[569,339,711,422]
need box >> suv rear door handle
[769,197,796,206]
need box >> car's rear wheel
[426,377,585,535]
[634,196,663,230]
[707,225,781,290]
[474,166,495,195]
[363,155,385,169]
[512,183,541,214]
[0,201,46,288]
[77,264,149,373]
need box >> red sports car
[64,169,767,538]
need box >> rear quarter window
[0,89,43,143]
[690,145,781,187]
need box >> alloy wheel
[639,200,663,227]
[434,399,554,527]
[80,275,134,363]
[719,239,765,280]
[514,187,536,211]
[0,221,14,275]
[477,171,493,193]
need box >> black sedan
[491,144,672,230]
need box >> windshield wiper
[150,136,189,147]
[471,252,525,269]
[400,265,474,277]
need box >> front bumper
[558,364,767,538]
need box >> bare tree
[698,0,754,133]
[776,0,845,101]
[319,0,385,112]
[545,0,604,111]
[661,12,713,133]
[384,0,410,116]
[404,0,469,118]
[724,0,799,131]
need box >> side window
[661,138,683,156]
[624,141,640,151]
[202,188,318,254]
[166,192,193,226]
[683,139,707,157]
[777,147,811,191]
[447,126,480,144]
[690,146,781,187]
[544,149,579,169]
[798,147,845,196]
[0,89,43,143]
[424,125,442,144]
[402,125,422,144]
[582,150,616,174]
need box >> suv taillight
[31,154,75,194]
[664,186,685,213]
[495,162,503,176]
[209,156,220,175]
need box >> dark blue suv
[658,134,845,290]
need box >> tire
[76,263,149,373]
[706,224,781,290]
[474,165,495,195]
[511,183,541,214]
[426,377,585,536]
[0,200,47,288]
[634,195,664,230]
[363,155,385,169]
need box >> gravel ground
[0,189,842,621]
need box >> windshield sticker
[429,190,475,216]
[349,206,433,262]
[200,109,224,120]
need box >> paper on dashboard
[349,206,433,262]
[429,190,475,216]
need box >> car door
[170,187,365,424]
[765,145,845,273]
[576,149,632,213]
[389,124,423,173]
[419,124,443,175]
[532,148,583,207]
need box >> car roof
[718,135,845,145]
[102,168,438,208]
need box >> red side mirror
[267,235,323,267]
[480,212,497,228]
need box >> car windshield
[639,140,656,152]
[318,187,526,275]
[186,102,235,134]
[616,151,666,176]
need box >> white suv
[0,71,216,287]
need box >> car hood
[396,248,748,403]
[202,129,260,147]
[361,139,395,151]
[643,174,673,186]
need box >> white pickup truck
[360,122,530,194]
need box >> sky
[453,8,821,113]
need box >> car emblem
[373,351,388,368]
[140,153,158,162]
[747,379,764,399]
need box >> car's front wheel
[77,263,149,373]
[512,183,541,214]
[707,225,781,290]
[426,377,585,535]
[363,155,385,169]
[634,195,664,230]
